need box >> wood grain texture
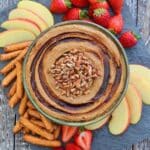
[0,0,149,150]
[126,1,150,150]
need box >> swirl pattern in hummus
[25,23,127,122]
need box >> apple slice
[126,84,142,124]
[1,19,41,36]
[130,64,150,83]
[130,74,150,105]
[85,116,110,130]
[108,98,130,135]
[18,0,54,27]
[9,8,48,31]
[0,29,35,47]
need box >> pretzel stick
[8,93,20,108]
[22,127,30,134]
[2,69,16,87]
[54,126,61,139]
[23,111,29,118]
[13,121,22,134]
[13,110,29,134]
[30,119,45,128]
[16,61,23,99]
[4,41,31,52]
[0,50,22,61]
[27,101,35,109]
[0,48,27,74]
[7,82,16,97]
[23,134,61,147]
[40,114,53,132]
[20,117,54,140]
[18,93,28,116]
[27,109,41,119]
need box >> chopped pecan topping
[49,50,101,97]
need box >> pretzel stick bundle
[0,48,27,74]
[1,42,62,148]
[13,103,62,148]
[20,117,54,140]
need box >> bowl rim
[23,20,129,126]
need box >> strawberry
[53,148,65,150]
[50,0,72,14]
[109,0,124,14]
[88,1,109,17]
[75,130,92,150]
[62,126,78,142]
[63,8,88,21]
[108,14,124,34]
[93,8,111,28]
[119,31,141,48]
[71,0,89,8]
[66,143,82,150]
[88,0,109,5]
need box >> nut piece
[49,50,100,97]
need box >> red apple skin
[126,84,142,124]
[20,8,48,27]
[109,98,131,135]
[116,99,131,135]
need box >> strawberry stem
[132,32,141,40]
[94,8,106,16]
[79,126,85,132]
[64,0,72,8]
[80,10,88,19]
[109,29,117,35]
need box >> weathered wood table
[0,0,150,149]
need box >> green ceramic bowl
[23,21,129,127]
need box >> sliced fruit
[75,130,92,150]
[9,8,48,31]
[18,0,54,27]
[130,74,150,105]
[126,84,142,124]
[108,98,130,135]
[0,30,35,47]
[66,143,81,150]
[62,126,78,143]
[84,115,110,130]
[130,64,150,83]
[1,19,41,36]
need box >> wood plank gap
[136,0,139,26]
[13,114,17,150]
[131,144,134,150]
